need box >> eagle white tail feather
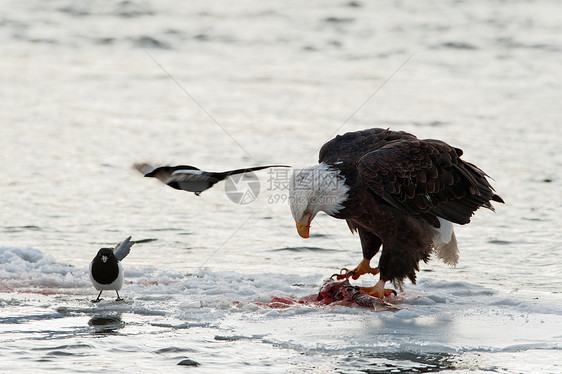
[434,231,459,266]
[433,218,459,266]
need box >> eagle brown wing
[357,139,503,226]
[319,128,417,165]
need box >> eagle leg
[349,258,380,280]
[359,279,397,298]
[333,267,362,280]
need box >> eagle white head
[289,163,349,238]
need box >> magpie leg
[115,291,124,302]
[91,290,103,303]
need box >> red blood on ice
[261,279,402,311]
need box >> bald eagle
[289,128,503,297]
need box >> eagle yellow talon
[350,258,380,280]
[359,286,396,298]
[359,279,395,298]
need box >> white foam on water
[0,246,89,292]
[1,246,560,362]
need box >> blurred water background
[1,1,561,373]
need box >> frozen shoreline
[1,246,561,373]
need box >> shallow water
[1,0,561,373]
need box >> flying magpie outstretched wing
[134,163,289,196]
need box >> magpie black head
[91,248,120,285]
[144,168,162,178]
[93,247,118,265]
[144,165,200,178]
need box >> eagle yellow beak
[296,212,312,238]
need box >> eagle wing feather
[357,139,502,226]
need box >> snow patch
[1,246,561,356]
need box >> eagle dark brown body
[290,128,503,296]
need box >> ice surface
[1,246,560,373]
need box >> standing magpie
[89,236,135,303]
